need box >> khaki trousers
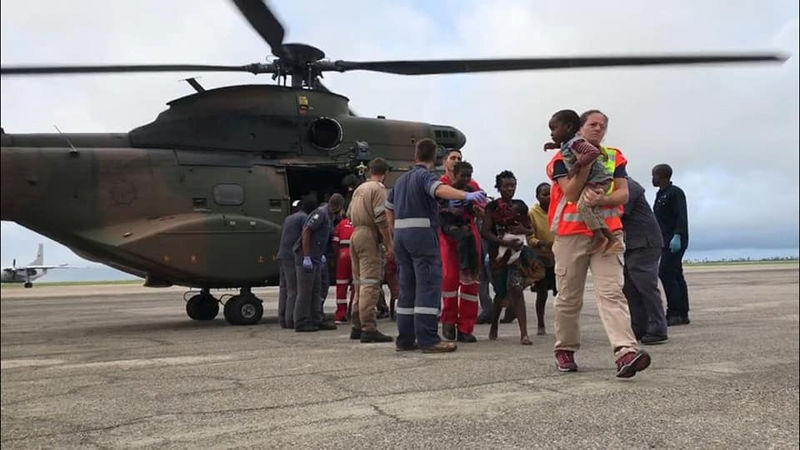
[350,226,383,332]
[552,232,637,358]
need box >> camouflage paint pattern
[0,85,465,289]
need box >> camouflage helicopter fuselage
[0,84,465,289]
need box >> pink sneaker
[615,349,651,378]
[555,350,578,372]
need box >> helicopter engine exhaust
[308,117,343,150]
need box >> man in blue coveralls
[294,193,345,332]
[386,138,487,353]
[279,197,317,328]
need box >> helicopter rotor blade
[326,53,786,75]
[231,0,288,60]
[0,63,279,76]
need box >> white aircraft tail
[29,244,44,266]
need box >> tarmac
[1,264,798,448]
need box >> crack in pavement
[1,414,170,443]
[4,363,796,443]
[1,374,559,442]
[370,403,405,423]
[1,382,107,407]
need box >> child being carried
[439,161,485,284]
[545,109,622,254]
[492,200,545,287]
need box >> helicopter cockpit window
[213,184,244,206]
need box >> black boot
[667,315,690,326]
[442,323,456,341]
[457,331,477,343]
[318,321,337,330]
[360,330,394,343]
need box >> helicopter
[0,0,785,325]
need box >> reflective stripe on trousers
[394,217,431,229]
[440,224,481,334]
[394,227,442,349]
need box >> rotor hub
[277,43,325,65]
[271,43,327,87]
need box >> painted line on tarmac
[54,355,236,371]
[1,358,66,369]
[2,355,239,371]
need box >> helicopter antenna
[182,77,205,93]
[53,125,78,155]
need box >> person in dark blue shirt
[278,197,317,328]
[652,164,690,326]
[293,194,345,332]
[622,178,668,343]
[386,138,487,353]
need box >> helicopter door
[173,163,287,284]
[248,165,289,223]
[222,164,287,279]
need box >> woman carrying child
[481,170,545,345]
[544,109,651,378]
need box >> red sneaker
[615,349,651,378]
[555,350,578,372]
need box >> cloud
[1,0,797,270]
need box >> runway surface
[2,265,798,448]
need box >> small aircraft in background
[1,244,70,288]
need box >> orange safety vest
[546,146,626,237]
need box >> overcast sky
[1,0,798,272]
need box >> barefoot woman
[481,171,541,345]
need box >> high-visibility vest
[546,146,626,237]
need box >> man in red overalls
[439,149,484,342]
[383,250,400,320]
[332,217,355,323]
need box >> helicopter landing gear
[223,287,263,325]
[24,282,33,288]
[186,288,219,321]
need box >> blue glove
[464,191,487,204]
[302,256,313,272]
[669,234,681,253]
[321,255,327,264]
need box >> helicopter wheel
[186,293,219,321]
[223,293,263,325]
[24,282,33,288]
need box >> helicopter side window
[213,184,244,206]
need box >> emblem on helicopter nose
[298,95,311,115]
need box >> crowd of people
[277,108,690,379]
